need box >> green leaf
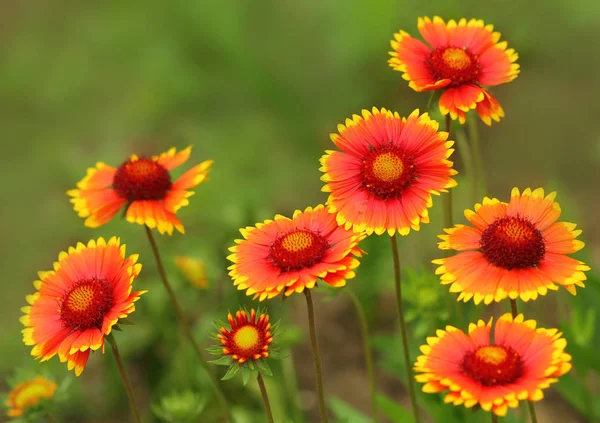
[208,356,233,366]
[206,347,225,355]
[241,365,257,385]
[329,397,370,423]
[376,394,414,423]
[221,364,240,381]
[256,360,273,377]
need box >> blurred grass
[1,0,599,421]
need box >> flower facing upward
[217,309,273,364]
[68,146,213,235]
[434,188,589,304]
[320,108,457,236]
[228,205,364,300]
[389,17,519,125]
[21,237,145,376]
[5,377,57,417]
[415,314,571,416]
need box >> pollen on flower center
[361,145,417,200]
[233,325,260,350]
[480,216,545,270]
[461,345,522,386]
[269,230,329,272]
[427,46,480,87]
[113,158,172,201]
[60,279,114,330]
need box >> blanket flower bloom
[415,314,571,416]
[217,309,273,365]
[5,377,57,417]
[389,17,519,125]
[68,146,213,235]
[21,237,145,376]
[228,205,364,300]
[434,188,589,304]
[320,108,457,236]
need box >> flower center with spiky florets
[12,379,56,411]
[60,279,114,330]
[480,216,545,270]
[361,145,417,199]
[113,158,172,201]
[427,46,480,87]
[269,230,329,272]
[461,345,522,386]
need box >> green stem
[390,234,421,423]
[510,298,518,318]
[304,289,329,423]
[467,117,486,200]
[144,226,230,423]
[257,373,275,423]
[346,290,380,423]
[491,413,498,423]
[108,335,142,423]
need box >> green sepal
[206,347,225,355]
[112,324,122,332]
[256,359,273,377]
[267,349,286,360]
[209,356,233,366]
[240,365,258,385]
[105,332,116,347]
[221,364,240,381]
[118,318,135,325]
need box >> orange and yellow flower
[228,205,364,300]
[320,108,457,236]
[5,377,57,417]
[68,146,213,235]
[217,309,273,365]
[415,314,571,416]
[21,237,145,376]
[434,188,589,304]
[389,17,519,125]
[175,256,209,289]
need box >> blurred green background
[1,0,599,422]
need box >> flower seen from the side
[21,237,145,376]
[320,108,457,236]
[68,146,213,235]
[434,188,589,304]
[389,17,519,125]
[5,376,57,417]
[175,256,209,289]
[415,313,571,416]
[228,205,364,300]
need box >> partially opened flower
[68,146,213,235]
[434,188,589,304]
[175,256,209,289]
[320,108,457,236]
[228,205,364,300]
[21,237,145,376]
[5,376,57,417]
[389,17,519,125]
[415,313,571,416]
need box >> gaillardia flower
[5,377,57,417]
[434,188,589,304]
[68,146,213,235]
[175,256,209,289]
[389,17,520,125]
[21,237,145,376]
[415,314,571,416]
[228,205,364,300]
[217,309,273,365]
[320,108,457,236]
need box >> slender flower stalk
[304,289,329,423]
[257,373,275,423]
[144,226,230,422]
[508,299,539,423]
[443,114,453,230]
[467,117,486,201]
[492,414,498,423]
[108,335,141,423]
[390,235,421,423]
[346,290,380,423]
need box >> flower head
[21,237,145,376]
[415,313,571,416]
[320,108,456,236]
[389,17,519,125]
[228,205,364,300]
[434,188,589,304]
[68,146,213,235]
[5,376,57,417]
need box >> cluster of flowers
[10,15,589,422]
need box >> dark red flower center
[361,145,417,200]
[480,216,545,270]
[229,324,268,358]
[60,279,114,330]
[427,46,480,87]
[113,158,172,201]
[461,345,523,386]
[268,230,329,272]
